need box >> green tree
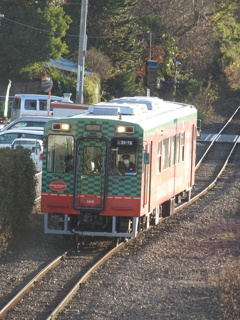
[90,0,143,97]
[212,0,240,90]
[0,0,71,81]
[64,0,144,97]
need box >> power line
[2,16,121,39]
[0,1,80,4]
[4,17,54,34]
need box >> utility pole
[148,31,152,60]
[0,13,4,26]
[76,0,88,104]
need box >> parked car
[0,129,43,149]
[11,138,43,172]
[11,94,64,120]
[0,116,58,132]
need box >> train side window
[47,135,74,173]
[157,141,162,172]
[171,133,180,166]
[180,132,185,162]
[162,137,170,170]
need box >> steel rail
[44,131,238,319]
[45,135,239,320]
[0,251,68,319]
[196,105,240,170]
[175,138,239,214]
[46,241,125,320]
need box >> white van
[11,94,64,120]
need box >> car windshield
[13,140,41,152]
[9,121,46,130]
[0,132,43,145]
[0,132,18,144]
[22,133,43,140]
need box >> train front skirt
[44,212,141,238]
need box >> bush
[0,147,36,232]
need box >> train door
[190,124,196,186]
[143,141,152,211]
[74,137,107,211]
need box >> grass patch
[210,257,240,319]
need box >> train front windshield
[47,135,74,173]
[83,146,102,174]
[46,134,138,176]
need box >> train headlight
[52,123,71,131]
[116,126,134,134]
[116,126,126,133]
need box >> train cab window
[47,135,74,173]
[162,137,170,170]
[83,146,101,174]
[110,138,137,175]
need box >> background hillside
[0,0,240,122]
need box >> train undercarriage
[44,189,191,242]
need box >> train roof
[109,96,164,110]
[69,97,197,127]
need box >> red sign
[49,181,67,191]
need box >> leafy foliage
[0,0,71,80]
[83,74,100,104]
[85,0,144,96]
[212,0,240,90]
[85,48,113,80]
[0,147,36,231]
[1,0,240,108]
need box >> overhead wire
[2,16,119,39]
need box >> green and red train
[41,96,197,241]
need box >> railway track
[0,241,125,319]
[56,137,240,319]
[175,106,240,213]
[1,106,240,319]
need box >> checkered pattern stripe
[108,175,141,195]
[76,139,105,195]
[42,172,74,193]
[42,118,143,197]
[78,175,104,194]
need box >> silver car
[0,116,58,132]
[0,129,43,148]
